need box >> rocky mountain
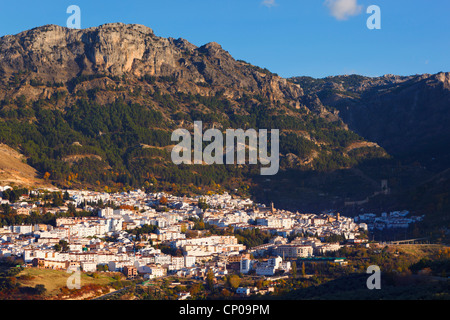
[0,23,302,104]
[0,23,448,234]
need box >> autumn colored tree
[227,274,241,289]
[221,288,233,298]
[189,283,204,297]
[159,196,168,205]
[206,270,215,292]
[255,279,264,289]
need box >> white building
[171,256,185,270]
[81,261,97,272]
[184,255,196,268]
[255,257,284,276]
[99,207,114,218]
[8,225,33,234]
[240,259,254,274]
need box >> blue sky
[0,0,448,78]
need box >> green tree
[34,284,47,295]
[58,240,70,252]
[291,262,297,279]
[63,191,70,200]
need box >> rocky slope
[0,23,303,104]
[290,73,450,168]
[0,144,52,188]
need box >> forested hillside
[0,23,385,199]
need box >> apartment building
[273,244,313,258]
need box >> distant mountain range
[289,73,450,165]
[0,23,448,238]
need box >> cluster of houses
[204,203,365,240]
[0,187,379,282]
[354,210,424,231]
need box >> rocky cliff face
[0,23,302,103]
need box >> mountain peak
[198,41,226,56]
[93,22,154,34]
[203,41,222,50]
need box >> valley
[0,23,448,242]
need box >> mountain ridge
[0,23,304,105]
[0,23,448,237]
